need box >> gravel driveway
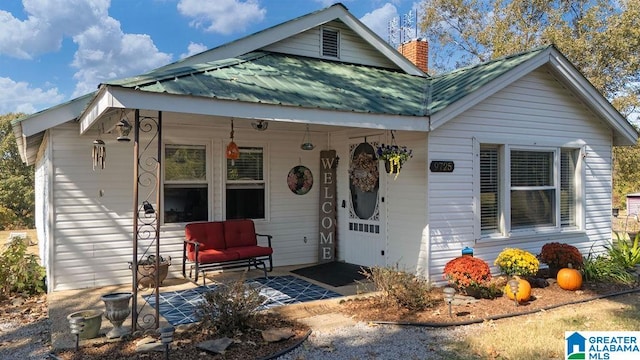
[277,321,476,360]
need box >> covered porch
[47,264,370,350]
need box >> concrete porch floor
[48,264,370,350]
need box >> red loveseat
[182,219,273,284]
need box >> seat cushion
[223,219,258,247]
[231,245,273,259]
[185,221,225,251]
[197,249,240,263]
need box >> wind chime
[92,128,106,170]
[226,119,240,165]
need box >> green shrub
[605,233,640,270]
[465,281,504,299]
[195,275,266,336]
[582,252,635,285]
[0,237,46,297]
[364,265,436,311]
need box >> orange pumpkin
[557,267,582,290]
[505,278,531,302]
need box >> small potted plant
[130,255,171,289]
[538,242,583,277]
[376,143,413,175]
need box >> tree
[613,136,640,209]
[420,0,640,118]
[0,113,34,229]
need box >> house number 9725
[430,161,454,172]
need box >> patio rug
[291,261,369,287]
[143,275,342,326]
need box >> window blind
[560,149,577,227]
[480,146,499,233]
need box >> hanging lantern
[92,139,106,170]
[300,124,314,150]
[226,119,240,162]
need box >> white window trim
[473,139,585,242]
[161,141,212,226]
[223,142,270,222]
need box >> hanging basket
[384,159,402,174]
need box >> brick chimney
[397,38,428,73]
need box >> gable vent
[321,27,339,58]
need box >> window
[226,147,265,219]
[510,150,555,229]
[479,145,580,236]
[164,144,208,223]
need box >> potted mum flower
[443,256,497,298]
[538,242,583,277]
[494,248,539,277]
[376,143,412,176]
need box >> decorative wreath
[287,165,313,195]
[348,152,379,192]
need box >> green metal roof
[107,51,428,116]
[427,46,548,115]
[105,46,551,117]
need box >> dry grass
[444,292,640,360]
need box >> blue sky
[0,0,421,115]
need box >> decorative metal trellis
[130,110,162,331]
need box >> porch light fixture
[508,278,520,307]
[300,124,314,150]
[226,119,240,163]
[443,287,456,318]
[116,118,132,142]
[160,326,175,360]
[142,201,155,215]
[251,120,268,131]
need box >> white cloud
[0,0,110,59]
[71,17,172,96]
[180,42,209,59]
[0,0,172,100]
[360,3,399,42]
[0,77,64,114]
[177,0,266,35]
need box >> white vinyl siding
[426,67,611,282]
[47,119,326,290]
[263,20,398,69]
[50,123,135,291]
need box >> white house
[12,4,637,292]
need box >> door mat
[143,275,342,326]
[291,262,369,287]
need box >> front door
[342,141,386,267]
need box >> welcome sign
[318,150,337,263]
